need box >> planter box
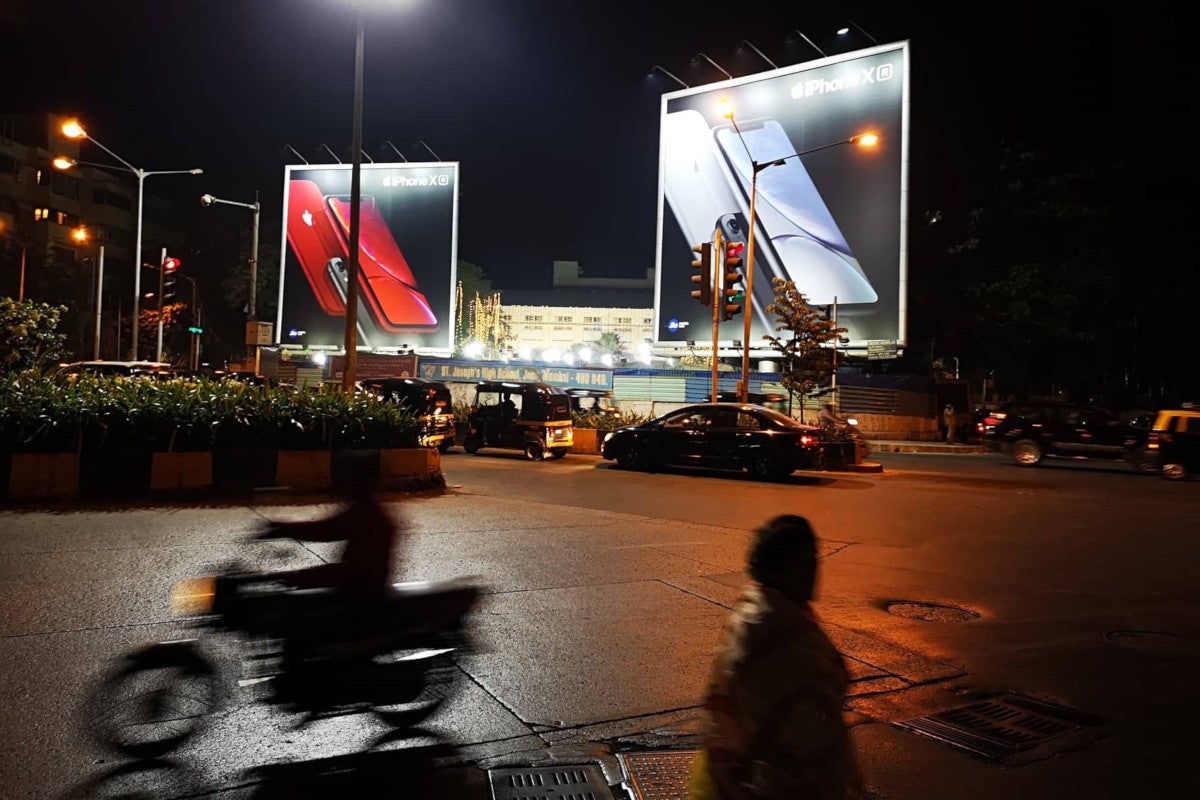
[276,451,333,493]
[151,452,213,491]
[5,453,80,500]
[821,441,859,471]
[569,428,604,455]
[79,449,152,497]
[380,448,443,490]
[212,449,279,494]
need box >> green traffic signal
[187,326,203,334]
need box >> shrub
[571,409,647,432]
[0,373,422,454]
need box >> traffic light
[690,242,713,306]
[719,241,744,321]
[161,257,180,303]
[187,325,203,335]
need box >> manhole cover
[618,750,699,800]
[886,601,979,622]
[488,764,610,800]
[1105,630,1200,657]
[895,693,1099,761]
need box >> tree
[593,331,626,362]
[136,302,188,365]
[221,232,280,324]
[455,260,493,349]
[762,277,844,421]
[0,298,68,372]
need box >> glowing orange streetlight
[70,226,90,243]
[52,119,202,359]
[716,97,880,401]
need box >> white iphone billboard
[655,41,909,352]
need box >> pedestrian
[818,402,842,428]
[943,404,957,443]
[690,515,863,800]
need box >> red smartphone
[326,196,439,333]
[285,180,346,316]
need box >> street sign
[867,340,899,360]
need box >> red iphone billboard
[277,162,459,352]
[655,42,908,352]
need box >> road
[0,451,1197,798]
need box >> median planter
[570,428,603,455]
[151,451,213,492]
[212,449,279,494]
[380,448,444,490]
[821,441,858,471]
[79,448,153,497]
[4,453,80,500]
[276,450,333,493]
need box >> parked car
[463,381,574,460]
[55,360,174,380]
[601,403,822,480]
[566,387,619,415]
[982,400,1156,471]
[1144,407,1200,480]
[360,377,455,452]
[706,391,791,416]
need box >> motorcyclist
[818,403,844,429]
[260,490,399,602]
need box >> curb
[867,442,989,455]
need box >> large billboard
[277,162,459,353]
[655,41,909,353]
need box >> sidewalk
[865,440,989,455]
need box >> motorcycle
[85,525,481,760]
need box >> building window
[92,188,133,211]
[50,172,80,200]
[0,194,16,214]
[34,207,49,221]
[0,153,16,175]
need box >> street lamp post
[716,99,878,402]
[200,192,261,325]
[56,121,202,361]
[341,5,366,392]
[70,226,106,360]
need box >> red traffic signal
[719,242,744,321]
[162,257,181,274]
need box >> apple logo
[302,209,314,227]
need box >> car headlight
[603,432,614,444]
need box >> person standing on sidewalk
[690,515,863,800]
[943,404,957,443]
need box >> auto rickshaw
[566,387,619,415]
[360,377,455,452]
[463,381,574,460]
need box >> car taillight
[799,434,814,447]
[984,417,999,426]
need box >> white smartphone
[712,118,878,305]
[662,109,779,327]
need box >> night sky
[1,3,1185,296]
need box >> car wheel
[616,443,642,470]
[1012,439,1042,466]
[463,434,481,454]
[1162,462,1188,480]
[437,440,452,454]
[524,442,544,461]
[1129,446,1158,474]
[549,448,567,459]
[748,453,782,481]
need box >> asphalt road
[0,450,1197,799]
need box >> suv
[1144,407,1200,480]
[983,400,1156,472]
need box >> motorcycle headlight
[172,576,217,616]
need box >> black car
[601,403,821,480]
[983,400,1155,471]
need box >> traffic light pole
[739,165,761,404]
[711,228,722,404]
[156,247,167,362]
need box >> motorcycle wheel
[372,651,459,729]
[437,439,452,453]
[86,642,219,760]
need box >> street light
[199,192,261,330]
[737,40,778,70]
[716,98,879,402]
[837,20,879,46]
[71,226,106,360]
[693,53,733,81]
[649,65,690,90]
[56,120,203,361]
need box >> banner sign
[655,41,909,352]
[419,359,612,390]
[277,162,459,353]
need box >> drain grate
[896,693,1098,761]
[617,750,699,800]
[488,764,611,800]
[886,601,980,622]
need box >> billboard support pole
[739,164,760,404]
[711,227,722,404]
[342,7,365,392]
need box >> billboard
[654,41,909,353]
[277,162,459,353]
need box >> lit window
[34,207,49,221]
